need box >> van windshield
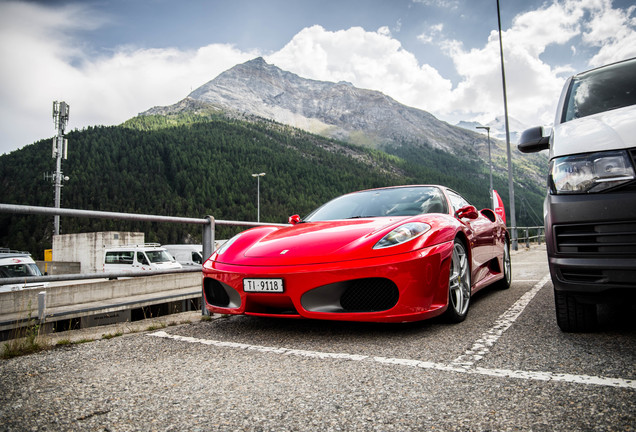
[563,58,636,122]
[146,250,173,263]
[0,263,43,278]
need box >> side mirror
[288,214,301,225]
[518,126,551,153]
[455,205,479,220]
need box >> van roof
[0,253,36,264]
[104,243,165,250]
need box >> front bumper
[202,242,454,323]
[545,189,636,300]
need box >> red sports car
[202,185,511,323]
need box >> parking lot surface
[1,245,634,431]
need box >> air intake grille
[554,221,636,255]
[340,278,399,312]
[204,278,230,307]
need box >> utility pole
[251,172,265,222]
[51,101,69,236]
[476,126,493,198]
[496,0,517,251]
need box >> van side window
[192,252,202,264]
[137,252,149,265]
[105,251,134,264]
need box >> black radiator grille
[554,221,636,255]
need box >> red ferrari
[202,185,511,323]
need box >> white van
[103,244,182,273]
[162,245,203,267]
[0,250,48,293]
[518,57,636,332]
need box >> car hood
[218,218,414,266]
[552,104,636,158]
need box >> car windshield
[146,250,173,263]
[304,186,448,222]
[0,263,43,278]
[562,58,636,122]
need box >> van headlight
[374,223,430,249]
[549,150,635,194]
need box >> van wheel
[554,290,598,332]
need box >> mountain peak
[183,57,456,150]
[246,56,267,66]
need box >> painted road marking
[148,327,635,389]
[147,272,634,390]
[451,274,551,368]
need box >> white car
[518,57,636,332]
[0,250,48,292]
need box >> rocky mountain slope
[142,57,546,185]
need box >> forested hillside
[0,115,545,258]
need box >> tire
[495,238,512,290]
[554,289,598,332]
[445,239,471,323]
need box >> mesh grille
[340,278,399,312]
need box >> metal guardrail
[0,203,287,271]
[0,203,288,315]
[0,267,202,286]
[510,226,545,249]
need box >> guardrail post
[201,216,215,316]
[538,227,543,245]
[525,228,530,248]
[202,215,215,263]
[38,291,46,321]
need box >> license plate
[243,278,284,293]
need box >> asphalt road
[1,245,634,431]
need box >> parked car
[0,249,48,292]
[103,244,182,273]
[202,185,510,323]
[518,57,636,332]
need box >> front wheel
[445,239,471,323]
[495,238,512,290]
[554,290,598,332]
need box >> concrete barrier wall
[0,273,202,316]
[36,261,81,275]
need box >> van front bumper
[545,189,636,301]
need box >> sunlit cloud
[0,0,635,155]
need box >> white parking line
[148,324,635,389]
[451,274,551,368]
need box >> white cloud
[267,25,453,113]
[583,1,636,66]
[417,23,444,44]
[1,0,635,155]
[437,0,636,127]
[0,1,256,155]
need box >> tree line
[0,114,545,258]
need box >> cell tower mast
[51,101,69,236]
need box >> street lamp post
[251,172,266,222]
[497,0,517,250]
[476,126,493,198]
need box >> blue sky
[0,0,635,155]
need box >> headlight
[373,222,430,249]
[550,150,635,194]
